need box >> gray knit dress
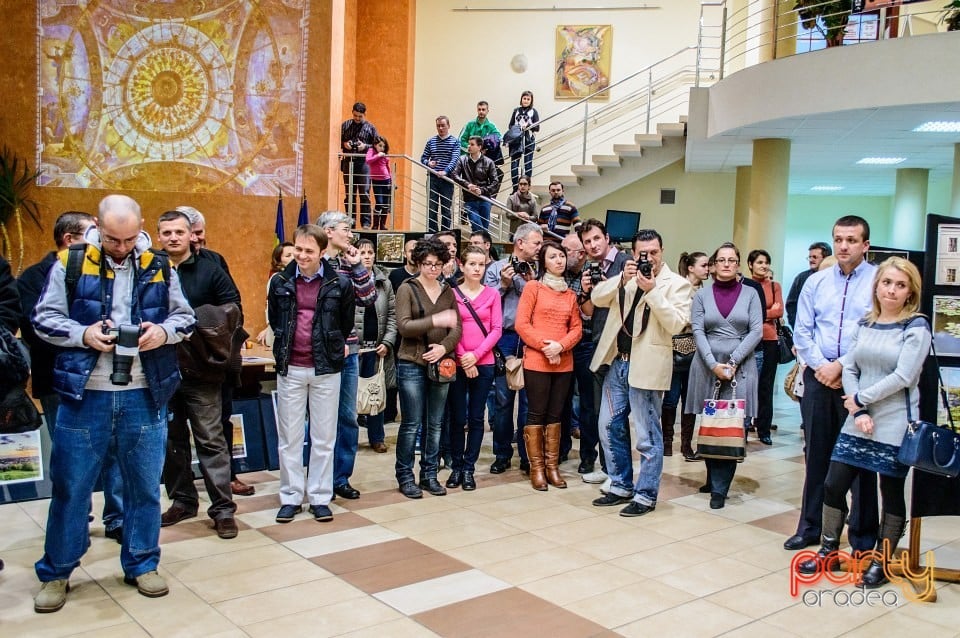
[832,316,932,478]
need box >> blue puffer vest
[53,245,181,407]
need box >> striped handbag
[696,380,747,461]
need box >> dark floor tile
[258,511,371,542]
[340,552,470,594]
[310,538,437,575]
[748,509,802,536]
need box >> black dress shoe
[759,436,773,445]
[334,483,360,500]
[104,527,123,544]
[620,502,656,517]
[710,493,726,509]
[490,459,511,474]
[399,482,423,499]
[783,534,819,551]
[519,460,530,474]
[445,471,463,488]
[592,493,632,507]
[419,477,447,496]
[462,472,477,491]
[698,484,711,494]
[577,461,595,474]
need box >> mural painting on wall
[554,25,612,100]
[38,0,309,195]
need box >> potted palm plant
[0,146,42,274]
[794,0,853,47]
[942,1,960,31]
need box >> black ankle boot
[860,560,888,589]
[860,512,906,589]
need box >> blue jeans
[36,389,166,581]
[359,351,385,445]
[371,178,391,229]
[464,199,492,232]
[428,174,454,233]
[492,331,528,464]
[334,353,359,488]
[597,359,664,507]
[449,365,495,472]
[396,361,450,483]
[510,141,534,191]
[42,393,124,532]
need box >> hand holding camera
[634,252,655,292]
[510,256,533,281]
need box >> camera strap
[618,285,649,338]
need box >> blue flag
[298,192,309,227]
[274,189,284,245]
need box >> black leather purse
[776,320,795,364]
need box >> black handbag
[0,385,42,434]
[452,284,505,376]
[898,359,960,478]
[672,333,696,372]
[776,321,795,364]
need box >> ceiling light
[810,185,844,191]
[856,157,906,165]
[913,121,960,133]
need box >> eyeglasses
[715,258,739,265]
[421,261,442,270]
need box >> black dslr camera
[637,252,653,278]
[348,140,363,152]
[510,256,532,277]
[584,261,603,286]
[103,323,141,386]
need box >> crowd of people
[2,196,931,612]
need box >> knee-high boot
[797,504,847,574]
[523,426,547,491]
[680,413,698,460]
[544,423,567,488]
[861,512,907,589]
[661,405,676,457]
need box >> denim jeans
[334,353,359,488]
[371,178,392,228]
[510,143,534,191]
[42,393,123,532]
[492,331,528,464]
[396,361,450,483]
[36,389,166,582]
[359,351,386,445]
[597,358,664,506]
[449,365,495,472]
[428,174,454,233]
[277,366,340,507]
[464,199,492,232]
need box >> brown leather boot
[544,423,567,488]
[523,426,547,491]
[661,405,676,456]
[680,413,698,460]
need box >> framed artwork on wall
[932,296,960,357]
[554,25,612,100]
[935,224,960,286]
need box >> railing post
[696,3,704,87]
[719,6,728,80]
[645,68,653,134]
[581,101,588,165]
[771,0,781,60]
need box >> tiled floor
[3,388,960,637]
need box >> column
[891,168,929,250]
[747,139,790,276]
[952,144,960,217]
[734,166,751,251]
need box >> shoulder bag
[696,379,747,461]
[357,352,387,416]
[776,320,796,364]
[409,281,456,384]
[452,284,505,376]
[672,333,696,372]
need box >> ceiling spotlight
[810,186,844,191]
[913,121,960,133]
[856,157,906,165]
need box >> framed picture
[230,414,248,459]
[376,233,405,264]
[866,249,908,265]
[939,367,960,427]
[935,224,960,286]
[0,431,44,486]
[555,25,612,100]
[933,296,960,356]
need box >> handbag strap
[407,279,432,353]
[712,378,737,401]
[452,284,490,339]
[904,336,955,431]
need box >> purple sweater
[713,278,742,318]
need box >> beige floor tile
[441,482,531,506]
[616,599,753,638]
[656,556,772,597]
[893,580,960,629]
[164,543,302,582]
[566,580,696,628]
[380,507,495,536]
[374,568,511,615]
[684,523,786,555]
[243,596,401,638]
[283,524,403,557]
[717,620,802,637]
[463,493,558,518]
[160,529,273,563]
[760,591,898,637]
[527,514,635,545]
[188,558,333,603]
[728,538,806,572]
[4,598,131,638]
[498,502,596,531]
[518,562,642,606]
[577,527,678,561]
[411,519,524,551]
[355,496,461,524]
[483,546,600,585]
[63,622,153,638]
[213,578,365,626]
[617,540,722,578]
[705,572,802,619]
[337,617,441,638]
[445,532,558,567]
[640,507,740,540]
[842,611,957,638]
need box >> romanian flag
[298,192,309,227]
[274,189,284,246]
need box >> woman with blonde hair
[797,257,930,589]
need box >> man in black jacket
[451,136,501,233]
[155,211,241,539]
[269,224,355,524]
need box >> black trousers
[796,367,879,551]
[754,340,779,437]
[824,460,906,519]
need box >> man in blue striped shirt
[420,116,461,233]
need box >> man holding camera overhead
[483,222,543,474]
[31,195,195,612]
[588,229,691,517]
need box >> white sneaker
[600,477,612,494]
[582,469,608,484]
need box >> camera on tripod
[102,323,141,385]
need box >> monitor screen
[605,209,641,244]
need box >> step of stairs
[612,144,644,158]
[592,155,622,168]
[657,122,686,137]
[571,164,601,177]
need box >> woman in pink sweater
[365,136,392,230]
[448,245,503,490]
[515,241,582,490]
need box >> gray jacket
[353,265,398,388]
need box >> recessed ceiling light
[856,157,906,165]
[913,121,960,133]
[810,185,844,191]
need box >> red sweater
[515,281,582,372]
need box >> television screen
[605,209,641,244]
